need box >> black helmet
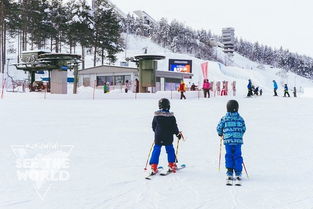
[159,98,170,110]
[227,100,239,113]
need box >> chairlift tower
[14,51,81,94]
[133,55,165,93]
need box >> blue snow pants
[225,145,243,176]
[149,144,176,165]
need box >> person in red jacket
[178,81,186,100]
[202,79,211,98]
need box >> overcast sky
[110,0,313,57]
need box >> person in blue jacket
[273,80,278,96]
[217,100,246,181]
[247,79,253,97]
[149,98,182,174]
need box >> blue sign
[41,77,50,81]
[168,59,192,73]
[41,77,74,83]
[60,66,69,71]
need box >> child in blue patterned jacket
[217,100,246,181]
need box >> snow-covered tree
[68,0,93,69]
[92,0,123,65]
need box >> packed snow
[1,92,313,209]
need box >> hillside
[3,33,313,95]
[117,34,313,94]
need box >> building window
[105,76,114,85]
[96,75,131,86]
[125,75,131,83]
[114,76,124,84]
[97,76,114,86]
[97,76,106,86]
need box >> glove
[176,132,182,140]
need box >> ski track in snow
[0,200,32,207]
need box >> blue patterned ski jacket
[216,112,246,145]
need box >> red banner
[201,62,208,79]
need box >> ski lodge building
[78,65,193,92]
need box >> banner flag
[201,62,208,79]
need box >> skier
[135,78,139,93]
[284,84,290,97]
[217,100,246,186]
[293,86,297,97]
[202,79,211,98]
[232,81,236,96]
[216,81,221,96]
[149,98,182,174]
[251,85,255,95]
[125,80,130,93]
[247,79,253,97]
[103,82,110,93]
[273,80,278,96]
[254,86,259,96]
[221,81,228,96]
[178,81,187,100]
[190,83,196,91]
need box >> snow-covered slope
[1,93,313,209]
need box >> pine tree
[47,0,68,52]
[122,14,136,34]
[152,18,170,47]
[64,0,79,54]
[92,0,109,66]
[0,0,9,73]
[101,8,123,64]
[0,0,16,72]
[70,0,93,69]
[27,0,49,50]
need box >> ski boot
[226,176,233,186]
[234,170,242,186]
[234,176,242,186]
[226,168,234,186]
[150,164,158,175]
[168,162,177,173]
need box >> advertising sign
[169,59,192,73]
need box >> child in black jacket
[149,98,182,174]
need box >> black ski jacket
[152,110,179,145]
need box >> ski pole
[144,142,154,170]
[243,161,249,179]
[175,132,184,163]
[218,136,223,172]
